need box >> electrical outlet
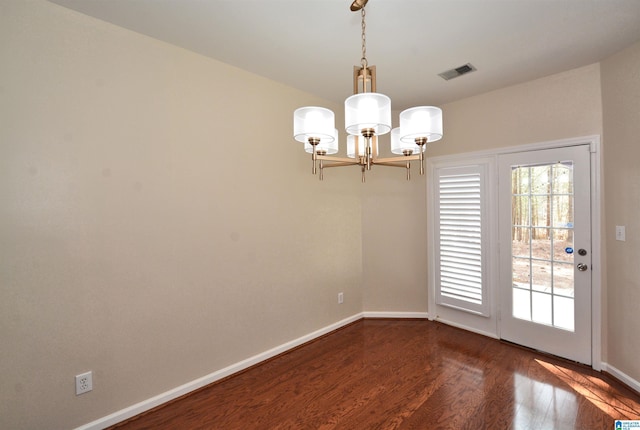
[75,371,93,395]
[338,292,344,304]
[616,225,626,241]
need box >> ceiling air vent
[438,63,477,81]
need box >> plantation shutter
[435,164,489,316]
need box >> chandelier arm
[316,161,360,168]
[372,161,415,168]
[311,146,317,175]
[316,155,359,165]
[373,155,421,163]
[366,136,373,171]
[415,137,427,175]
[308,137,321,175]
[371,158,423,181]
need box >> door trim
[426,135,602,370]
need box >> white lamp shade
[344,93,392,136]
[347,135,378,158]
[304,129,339,154]
[390,127,424,155]
[293,107,336,143]
[399,106,443,143]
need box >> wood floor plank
[109,319,640,429]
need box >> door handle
[577,263,588,272]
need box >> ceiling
[49,0,640,110]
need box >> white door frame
[427,135,602,370]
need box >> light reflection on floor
[535,359,640,420]
[514,372,577,428]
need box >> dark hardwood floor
[109,319,640,429]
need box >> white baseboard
[75,313,364,430]
[430,316,500,340]
[363,311,429,319]
[602,362,640,394]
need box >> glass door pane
[510,162,575,332]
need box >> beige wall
[432,63,603,158]
[362,168,428,312]
[601,40,640,381]
[0,1,362,429]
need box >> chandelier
[293,0,443,182]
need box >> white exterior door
[498,145,592,364]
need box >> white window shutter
[435,165,489,316]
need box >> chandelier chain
[361,8,367,69]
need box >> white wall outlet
[338,292,344,304]
[75,371,93,395]
[616,225,626,241]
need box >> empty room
[2,1,640,429]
